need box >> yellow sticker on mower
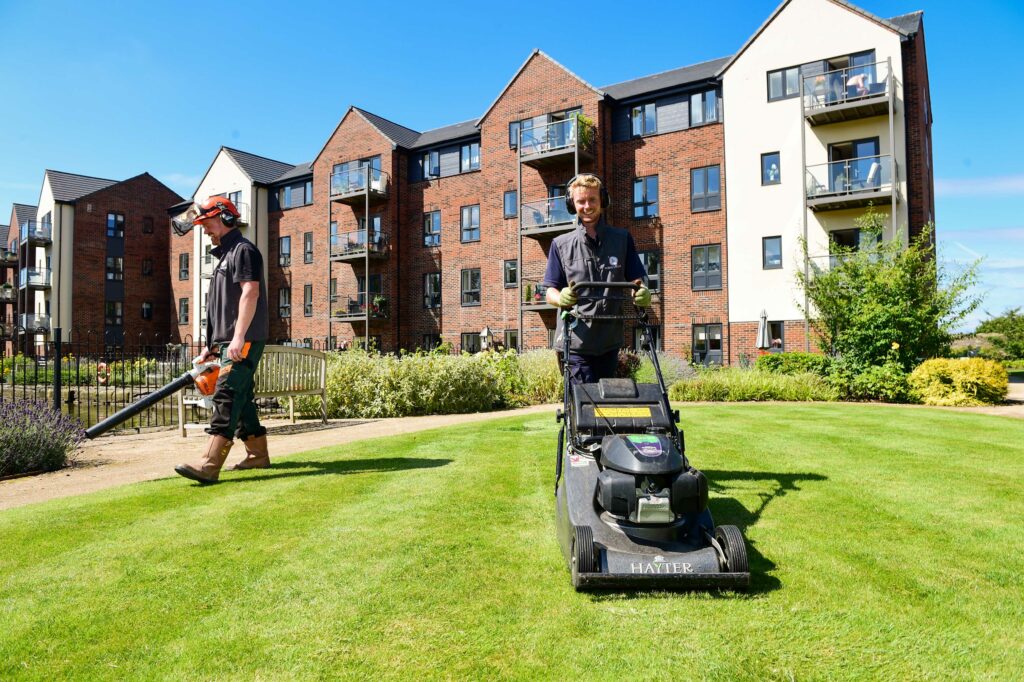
[593,407,651,418]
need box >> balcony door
[693,324,723,366]
[828,137,879,192]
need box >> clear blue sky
[1,0,1020,331]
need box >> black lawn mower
[554,282,750,591]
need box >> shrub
[756,351,831,376]
[635,352,696,386]
[826,354,914,403]
[0,401,85,477]
[516,350,562,405]
[908,358,1008,406]
[617,349,641,379]
[668,368,837,402]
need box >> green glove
[633,284,652,307]
[558,282,578,308]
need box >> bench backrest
[253,345,326,397]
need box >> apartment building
[178,0,931,363]
[4,171,180,352]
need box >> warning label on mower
[593,407,651,418]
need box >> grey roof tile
[45,170,118,203]
[354,108,422,148]
[601,56,731,100]
[888,11,922,35]
[13,203,37,227]
[411,119,479,149]
[222,147,295,185]
[0,225,8,244]
[273,162,313,184]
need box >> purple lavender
[0,400,86,476]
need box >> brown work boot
[174,435,233,484]
[231,434,270,470]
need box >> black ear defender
[218,202,237,227]
[564,173,610,215]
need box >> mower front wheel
[570,525,596,589]
[715,524,748,574]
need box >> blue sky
[1,0,1020,331]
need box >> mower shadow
[206,457,452,485]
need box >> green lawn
[2,404,1022,680]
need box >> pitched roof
[13,203,37,227]
[45,170,118,203]
[601,56,731,100]
[0,225,8,244]
[888,10,922,36]
[353,107,422,148]
[221,147,295,185]
[411,119,479,149]
[273,161,314,184]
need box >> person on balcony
[543,173,650,384]
[172,197,271,484]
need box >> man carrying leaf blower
[171,197,270,484]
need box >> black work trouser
[206,341,267,441]
[560,348,620,385]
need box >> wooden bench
[177,345,328,437]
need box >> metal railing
[1,250,18,264]
[521,279,552,306]
[19,313,51,331]
[329,167,390,198]
[329,229,390,257]
[802,59,891,111]
[20,221,52,243]
[0,287,15,302]
[19,267,52,287]
[519,117,593,158]
[334,290,391,319]
[805,154,893,199]
[520,197,574,232]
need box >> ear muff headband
[565,174,610,215]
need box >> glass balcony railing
[329,167,389,200]
[0,287,15,302]
[521,279,553,309]
[20,313,50,331]
[19,268,52,288]
[1,250,18,264]
[519,117,594,159]
[329,229,390,259]
[802,60,891,112]
[805,154,893,200]
[20,221,52,244]
[520,197,574,233]
[333,289,390,320]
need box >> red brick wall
[70,173,181,342]
[267,200,322,344]
[901,21,935,243]
[727,319,815,365]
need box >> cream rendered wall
[722,0,908,325]
[32,176,66,340]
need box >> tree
[976,308,1024,359]
[797,209,982,371]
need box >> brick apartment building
[167,0,931,363]
[3,171,181,353]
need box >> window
[693,323,723,366]
[105,256,124,281]
[768,321,785,351]
[633,176,659,218]
[509,121,520,148]
[204,243,212,264]
[279,288,291,318]
[278,181,312,209]
[690,89,719,125]
[421,150,440,179]
[105,301,123,326]
[228,191,242,208]
[422,334,442,350]
[691,165,721,212]
[461,142,480,172]
[762,152,781,185]
[330,278,338,303]
[461,268,481,306]
[142,217,153,234]
[461,205,480,242]
[304,284,313,317]
[503,259,518,288]
[638,251,661,291]
[423,211,441,246]
[178,253,189,280]
[692,244,722,290]
[461,332,481,354]
[763,236,782,269]
[178,298,189,324]
[631,103,657,136]
[633,325,661,352]
[106,213,124,238]
[304,232,314,263]
[424,272,441,309]
[504,190,517,219]
[279,236,291,267]
[142,258,153,276]
[768,65,801,101]
[504,329,518,351]
[141,301,152,320]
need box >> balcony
[805,155,897,212]
[1,250,17,267]
[0,286,15,303]
[19,267,52,289]
[519,117,595,169]
[520,197,575,238]
[20,221,52,245]
[329,167,389,205]
[0,319,13,336]
[803,60,892,126]
[332,290,391,322]
[20,313,50,332]
[521,279,555,311]
[330,229,390,262]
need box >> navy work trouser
[561,348,619,385]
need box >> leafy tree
[976,308,1024,359]
[797,208,982,371]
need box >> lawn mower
[554,282,749,590]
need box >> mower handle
[571,280,642,291]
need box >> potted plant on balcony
[522,283,532,303]
[575,114,595,150]
[371,294,389,318]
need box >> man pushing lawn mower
[170,197,271,484]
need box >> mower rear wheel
[715,525,748,574]
[571,525,596,589]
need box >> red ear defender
[564,174,610,215]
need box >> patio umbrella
[756,309,771,350]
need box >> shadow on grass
[588,469,827,600]
[187,457,452,486]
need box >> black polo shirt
[206,228,269,346]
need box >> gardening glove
[633,284,652,308]
[558,281,578,308]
